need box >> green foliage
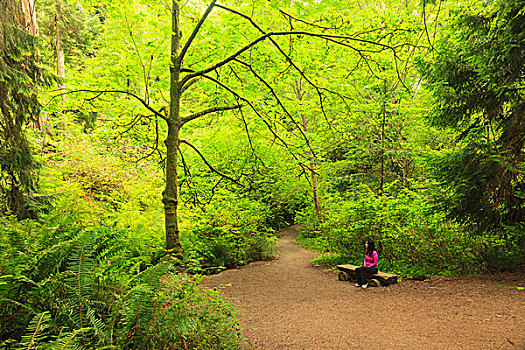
[0,210,245,349]
[38,0,103,67]
[4,1,525,348]
[298,183,493,276]
[0,0,57,220]
[295,233,329,253]
[182,191,277,273]
[419,0,525,228]
[311,254,351,268]
[477,224,525,272]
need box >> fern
[65,233,96,329]
[86,306,106,341]
[118,262,170,349]
[52,327,91,350]
[19,311,51,349]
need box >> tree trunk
[294,79,322,220]
[299,112,321,218]
[379,79,387,195]
[163,0,183,256]
[55,0,65,94]
[21,0,39,35]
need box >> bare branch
[181,77,202,94]
[181,104,241,126]
[206,178,223,205]
[182,30,395,85]
[423,0,439,54]
[233,59,316,158]
[178,146,191,177]
[178,0,217,65]
[179,139,242,186]
[199,74,293,151]
[212,5,360,133]
[53,89,166,120]
[279,9,340,30]
[115,113,152,136]
[134,114,161,163]
[237,103,267,171]
[124,13,150,103]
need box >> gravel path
[201,225,525,349]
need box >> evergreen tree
[421,0,525,228]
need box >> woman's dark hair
[366,239,376,256]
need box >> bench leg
[338,271,351,281]
[369,278,380,287]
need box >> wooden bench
[337,264,398,287]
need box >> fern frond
[86,306,106,340]
[65,233,96,329]
[119,262,170,347]
[92,232,123,262]
[53,327,91,350]
[128,261,170,288]
[30,240,72,280]
[19,311,51,349]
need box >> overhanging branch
[181,77,202,94]
[233,59,316,158]
[178,0,217,65]
[181,30,395,86]
[279,9,341,30]
[200,74,294,153]
[179,139,242,186]
[52,89,166,120]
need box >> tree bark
[163,0,183,256]
[379,79,387,195]
[21,0,39,35]
[294,79,321,220]
[301,112,322,218]
[55,0,65,94]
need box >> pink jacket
[364,251,378,269]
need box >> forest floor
[201,225,525,350]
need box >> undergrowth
[297,183,525,277]
[0,211,247,349]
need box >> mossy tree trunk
[163,0,183,255]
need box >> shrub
[181,191,277,273]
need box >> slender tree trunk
[55,0,65,94]
[6,0,38,219]
[294,79,321,220]
[21,0,39,35]
[164,0,183,255]
[379,79,387,195]
[300,112,322,218]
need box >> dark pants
[355,266,378,285]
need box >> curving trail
[201,225,525,349]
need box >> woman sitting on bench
[355,239,378,289]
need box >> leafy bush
[311,253,352,267]
[181,191,277,273]
[478,224,525,272]
[295,233,330,253]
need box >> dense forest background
[1,0,524,348]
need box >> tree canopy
[0,0,524,348]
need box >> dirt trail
[202,225,525,349]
